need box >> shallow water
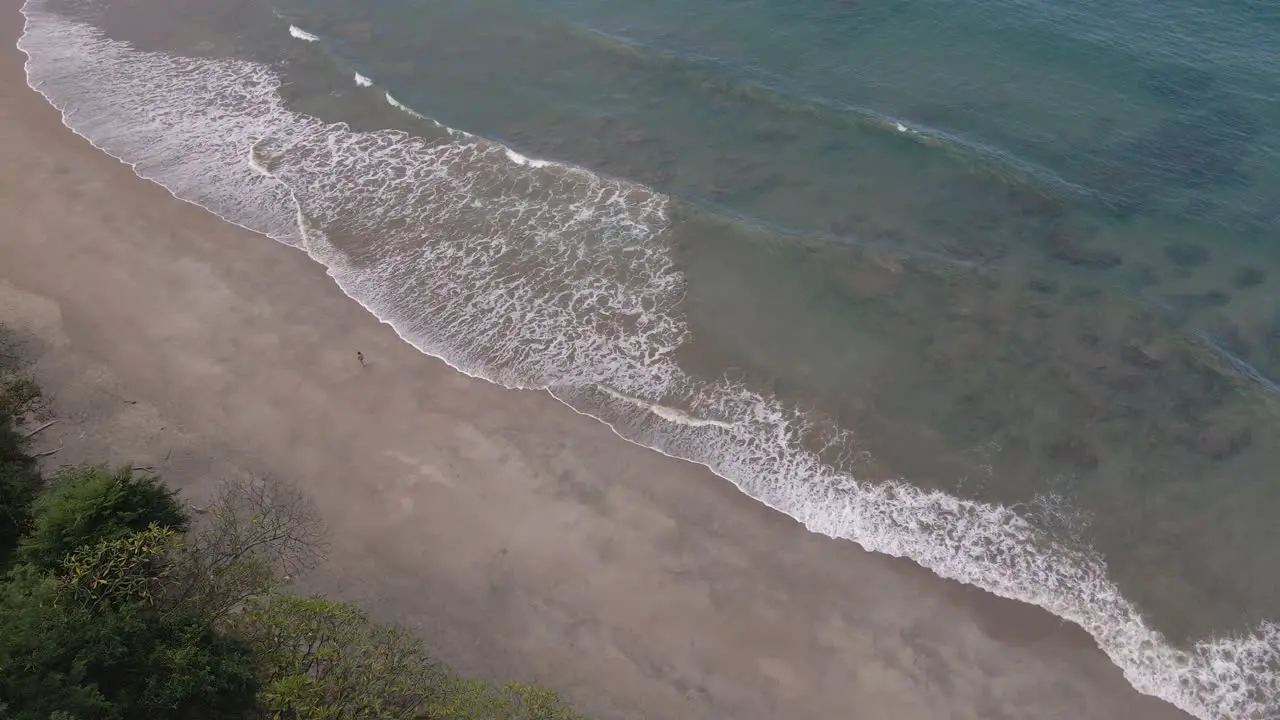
[17,0,1280,717]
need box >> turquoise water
[17,0,1280,716]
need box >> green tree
[0,373,41,569]
[235,593,586,720]
[0,444,40,569]
[434,678,587,720]
[58,522,179,613]
[235,593,447,719]
[0,527,259,720]
[0,372,41,421]
[171,474,326,622]
[18,465,188,570]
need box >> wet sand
[0,4,1191,719]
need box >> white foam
[384,91,427,118]
[596,385,735,429]
[504,147,554,168]
[16,7,1280,720]
[383,91,478,140]
[353,72,372,87]
[288,25,319,42]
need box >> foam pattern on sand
[17,6,1279,719]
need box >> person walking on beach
[356,351,366,367]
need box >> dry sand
[0,5,1191,718]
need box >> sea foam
[16,6,1280,719]
[288,25,319,42]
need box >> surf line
[595,385,735,429]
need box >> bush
[0,460,40,570]
[435,679,588,720]
[0,528,260,720]
[235,593,448,719]
[0,378,40,570]
[235,593,587,720]
[18,465,188,570]
[0,373,41,422]
[58,523,181,613]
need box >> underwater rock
[1027,277,1057,293]
[1212,322,1253,359]
[618,129,651,145]
[1045,435,1100,470]
[333,20,373,43]
[1164,242,1210,268]
[1127,105,1256,192]
[1262,315,1280,375]
[1011,187,1067,220]
[1121,344,1163,369]
[1127,263,1161,288]
[1143,64,1216,105]
[382,61,416,75]
[752,123,801,143]
[1105,368,1148,392]
[1234,266,1266,288]
[1191,425,1253,461]
[1046,232,1122,268]
[1165,291,1230,320]
[1099,99,1256,221]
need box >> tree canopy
[0,527,259,720]
[18,465,188,570]
[0,372,41,569]
[237,593,448,720]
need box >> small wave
[571,23,1102,201]
[288,25,319,42]
[381,91,477,141]
[279,26,477,143]
[595,385,735,429]
[384,91,427,119]
[503,147,554,169]
[16,6,1280,720]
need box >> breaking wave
[287,24,319,42]
[16,5,1279,719]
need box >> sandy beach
[0,4,1193,718]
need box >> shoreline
[0,3,1193,719]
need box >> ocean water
[16,0,1280,717]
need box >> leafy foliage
[0,374,41,569]
[18,465,188,570]
[235,593,447,720]
[0,530,259,720]
[0,373,41,421]
[0,452,40,570]
[234,593,586,720]
[58,523,180,614]
[434,679,588,720]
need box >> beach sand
[0,4,1191,719]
